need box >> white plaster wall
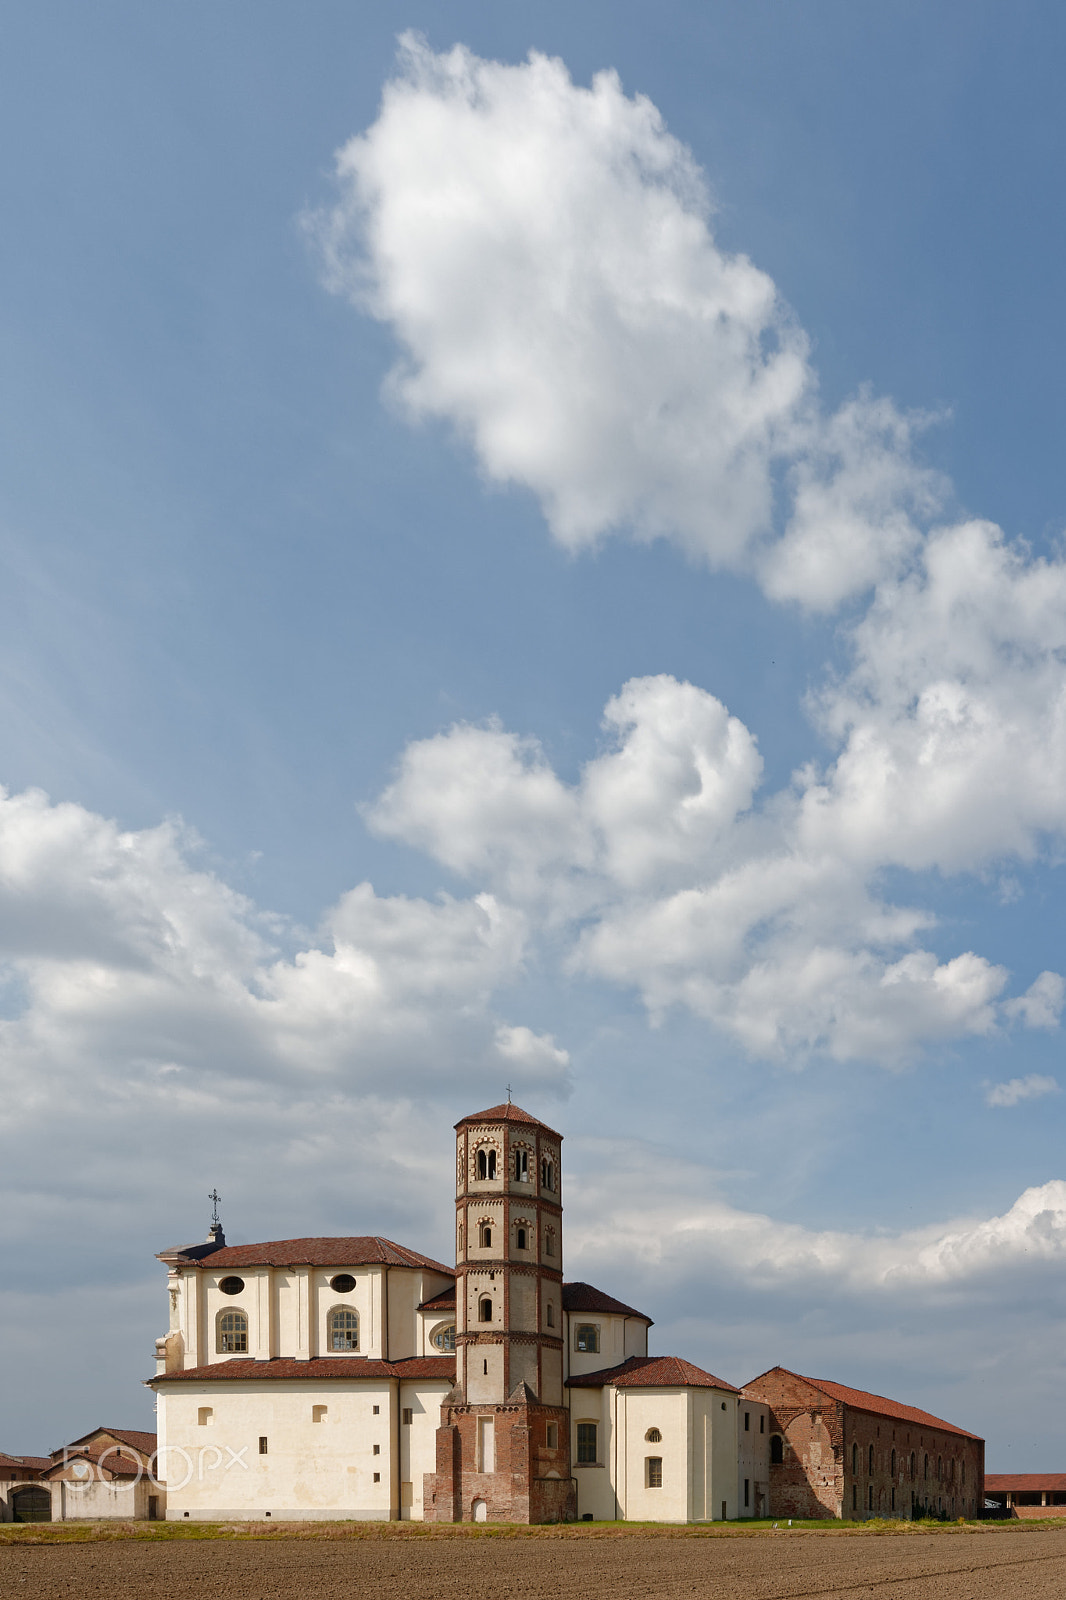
[738,1399,770,1517]
[157,1379,451,1520]
[571,1387,615,1521]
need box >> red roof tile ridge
[779,1369,982,1440]
[562,1281,652,1323]
[148,1355,457,1385]
[569,1354,738,1391]
[456,1103,563,1139]
[985,1474,1066,1490]
[177,1235,453,1275]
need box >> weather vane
[209,1188,222,1226]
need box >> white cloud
[371,673,1049,1062]
[567,1147,1066,1293]
[0,785,570,1212]
[316,35,937,607]
[985,1074,1059,1109]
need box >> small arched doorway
[12,1485,52,1522]
[472,1497,488,1523]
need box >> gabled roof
[743,1368,982,1442]
[456,1103,562,1141]
[159,1237,452,1274]
[63,1427,156,1457]
[0,1454,49,1474]
[568,1355,738,1392]
[43,1448,142,1480]
[986,1474,1066,1492]
[148,1355,456,1386]
[563,1282,652,1324]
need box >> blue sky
[3,2,1066,1472]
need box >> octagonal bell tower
[423,1102,575,1523]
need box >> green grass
[3,1515,1064,1545]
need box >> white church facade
[150,1101,769,1523]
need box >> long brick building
[741,1368,984,1520]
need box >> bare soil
[4,1526,1066,1600]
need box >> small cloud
[1005,971,1066,1030]
[985,1074,1059,1109]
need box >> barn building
[740,1368,984,1520]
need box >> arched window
[217,1309,248,1353]
[770,1434,783,1465]
[431,1323,456,1352]
[645,1427,662,1443]
[540,1157,554,1190]
[546,1302,555,1327]
[478,1296,493,1323]
[457,1223,464,1254]
[869,1444,874,1474]
[514,1148,529,1182]
[924,1454,929,1479]
[910,1452,916,1480]
[891,1449,896,1477]
[544,1227,556,1257]
[516,1226,527,1251]
[328,1307,359,1351]
[961,1461,966,1486]
[476,1146,496,1180]
[852,1443,858,1474]
[937,1456,943,1481]
[479,1222,492,1248]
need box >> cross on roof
[208,1189,222,1225]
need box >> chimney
[206,1222,226,1247]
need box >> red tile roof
[419,1287,456,1311]
[0,1455,49,1474]
[563,1282,652,1323]
[148,1355,456,1386]
[745,1369,982,1441]
[986,1475,1066,1492]
[568,1355,739,1392]
[162,1237,452,1273]
[456,1103,562,1140]
[64,1428,157,1457]
[44,1449,142,1480]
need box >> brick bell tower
[423,1102,576,1523]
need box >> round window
[329,1274,357,1294]
[431,1323,456,1351]
[218,1276,245,1296]
[645,1427,662,1443]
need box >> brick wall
[742,1370,984,1522]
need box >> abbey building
[148,1101,982,1523]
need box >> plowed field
[4,1526,1066,1599]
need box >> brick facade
[742,1368,984,1521]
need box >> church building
[150,1101,766,1522]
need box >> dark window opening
[577,1423,597,1464]
[744,1478,750,1506]
[329,1274,356,1294]
[218,1276,244,1296]
[770,1435,783,1465]
[258,1437,268,1455]
[647,1456,663,1488]
[479,1296,493,1322]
